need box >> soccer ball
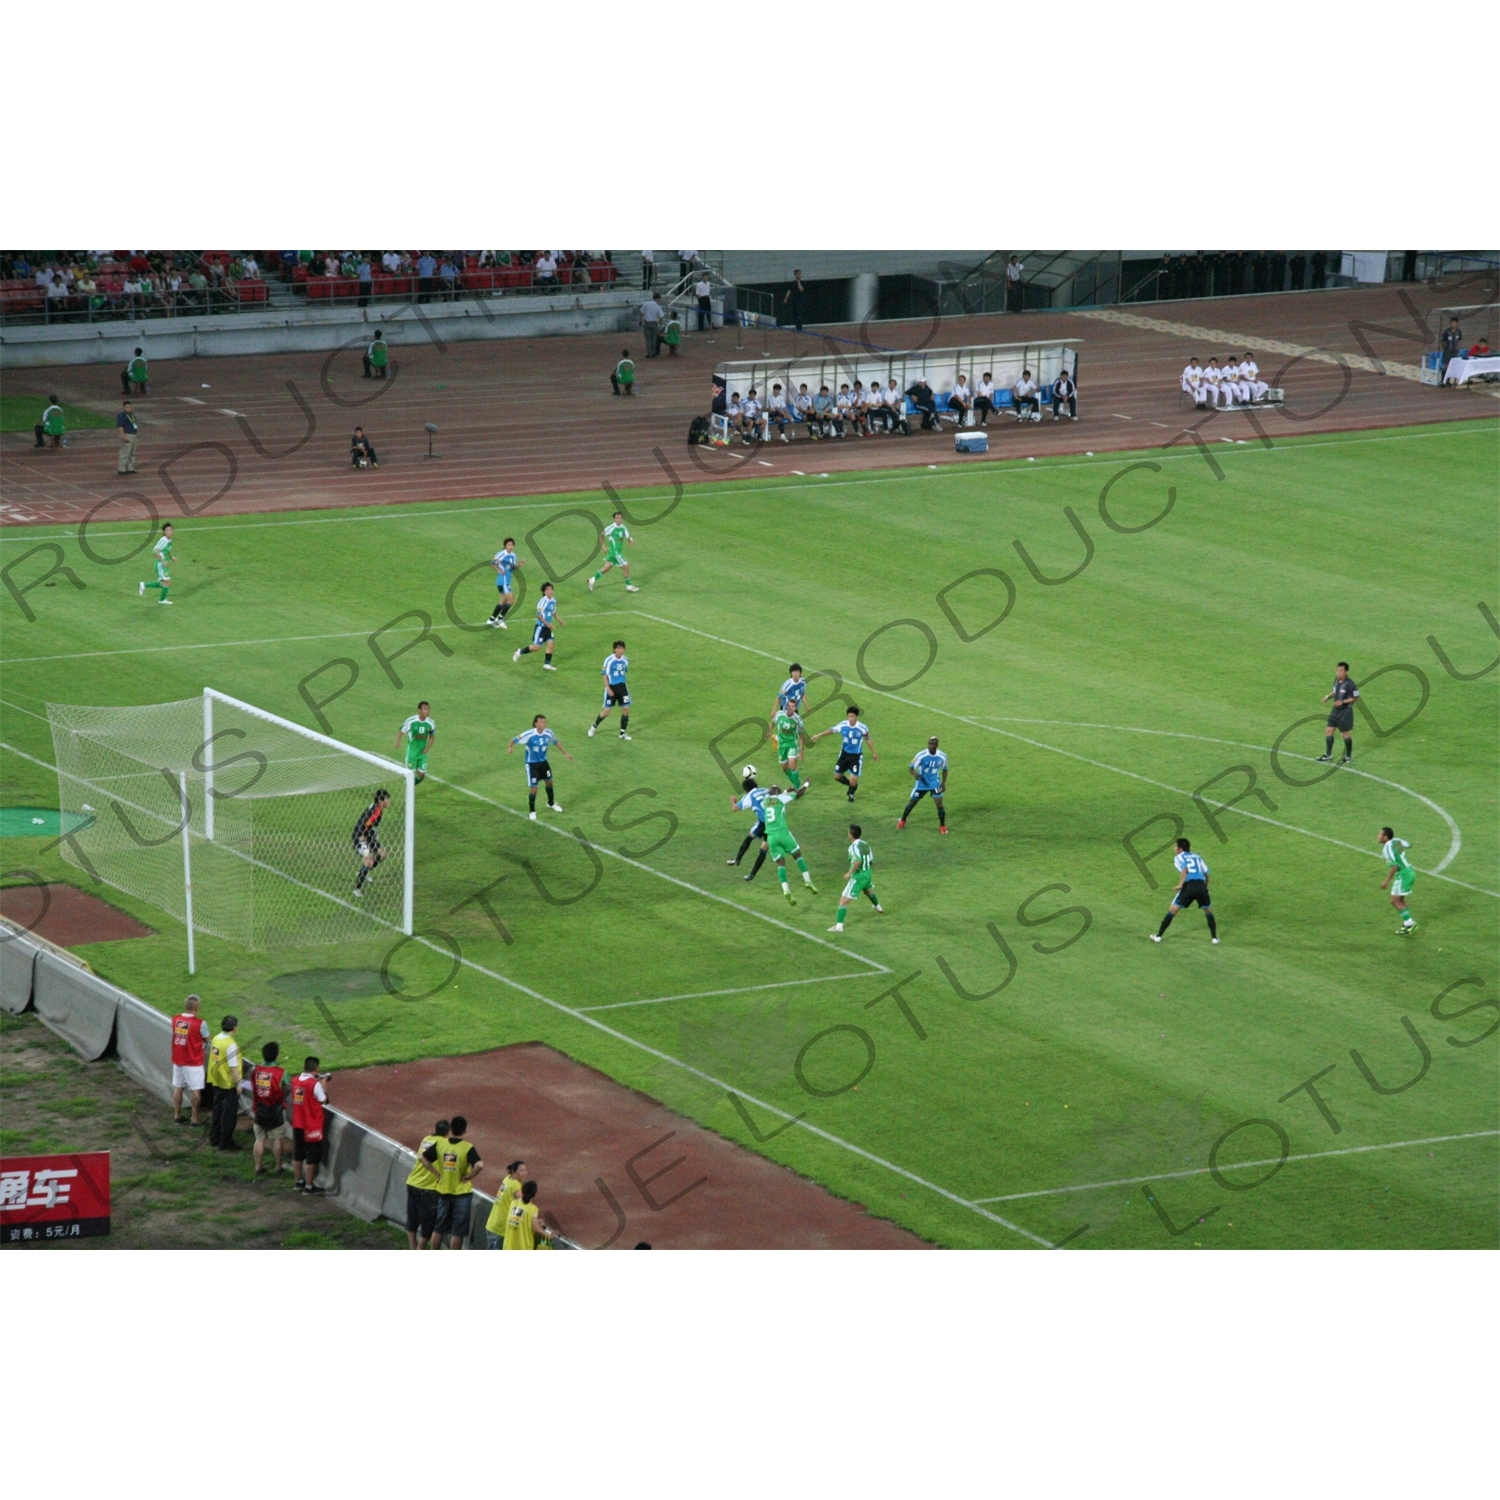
[742,765,757,779]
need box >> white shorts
[172,1064,205,1090]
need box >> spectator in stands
[662,310,682,356]
[350,427,378,468]
[438,256,459,300]
[206,1015,247,1151]
[34,395,65,450]
[948,373,973,426]
[640,248,656,289]
[428,1115,483,1248]
[484,1159,526,1248]
[611,349,635,396]
[640,294,665,356]
[122,347,149,396]
[679,251,699,281]
[906,378,938,431]
[782,269,807,332]
[117,400,139,473]
[693,273,713,332]
[380,250,400,274]
[170,994,209,1127]
[290,1058,329,1193]
[250,1042,292,1178]
[187,268,208,306]
[534,252,558,287]
[406,1119,449,1249]
[1005,255,1024,313]
[416,251,436,301]
[1013,369,1040,421]
[502,1179,556,1249]
[357,256,372,307]
[974,372,996,426]
[363,330,389,380]
[1052,368,1078,421]
[573,256,594,286]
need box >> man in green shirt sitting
[362,331,389,380]
[34,396,66,449]
[663,314,682,356]
[610,348,636,396]
[121,347,149,397]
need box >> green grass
[3,420,1497,1249]
[1,393,115,433]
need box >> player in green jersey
[760,782,816,904]
[829,825,883,932]
[766,709,805,788]
[1378,825,1417,934]
[139,523,174,604]
[395,702,436,784]
[589,511,640,593]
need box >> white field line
[977,717,1464,874]
[421,770,890,975]
[0,424,1484,543]
[626,612,1498,901]
[578,971,877,1012]
[972,1129,1500,1204]
[0,742,1034,1244]
[1,613,635,665]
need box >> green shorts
[155,561,170,583]
[406,748,428,773]
[1390,869,1415,898]
[776,738,800,762]
[766,827,800,860]
[842,871,873,901]
[604,548,626,568]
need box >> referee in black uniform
[1317,662,1359,764]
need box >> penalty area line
[578,971,878,1011]
[973,1129,1500,1203]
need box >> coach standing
[1440,317,1463,382]
[205,1014,246,1150]
[782,269,806,332]
[640,294,665,357]
[170,994,209,1126]
[116,401,140,474]
[1005,256,1024,313]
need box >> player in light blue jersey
[775,664,806,717]
[506,713,574,819]
[727,771,771,882]
[590,640,633,740]
[513,582,562,670]
[898,736,948,833]
[488,537,522,628]
[811,706,878,803]
[1378,825,1417,934]
[1151,837,1218,943]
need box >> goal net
[47,690,412,952]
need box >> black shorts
[532,622,553,646]
[835,751,864,776]
[1173,879,1212,909]
[527,759,553,786]
[1327,705,1354,732]
[605,682,629,708]
[434,1193,473,1237]
[750,822,765,840]
[293,1128,324,1165]
[406,1185,439,1236]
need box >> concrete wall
[720,251,987,285]
[0,290,644,370]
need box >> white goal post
[47,690,413,967]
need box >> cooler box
[955,430,988,453]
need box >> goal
[47,690,413,970]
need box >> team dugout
[712,339,1081,432]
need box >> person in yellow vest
[502,1179,557,1249]
[424,1115,483,1249]
[405,1118,449,1250]
[206,1014,247,1152]
[484,1159,526,1249]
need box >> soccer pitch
[2,418,1496,1248]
